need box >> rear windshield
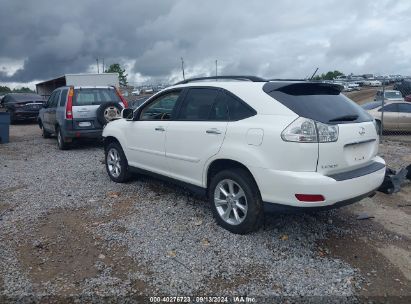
[264,83,373,124]
[361,101,381,110]
[73,88,121,106]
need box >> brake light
[66,87,73,120]
[115,87,128,108]
[295,194,325,202]
[281,117,338,143]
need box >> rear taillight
[115,87,128,108]
[281,117,338,143]
[66,87,73,120]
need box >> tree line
[0,86,35,93]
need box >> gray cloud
[0,0,410,85]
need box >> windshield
[73,88,121,106]
[385,91,402,99]
[361,101,381,110]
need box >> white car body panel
[103,80,386,209]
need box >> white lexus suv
[102,76,385,234]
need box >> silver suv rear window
[73,88,121,106]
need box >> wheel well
[104,136,120,151]
[207,159,257,189]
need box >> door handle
[206,128,221,134]
[155,126,165,131]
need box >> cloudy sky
[0,0,410,88]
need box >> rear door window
[264,82,373,124]
[178,88,220,120]
[47,91,57,107]
[73,88,120,106]
[59,89,68,107]
[51,91,60,108]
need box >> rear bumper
[263,189,378,213]
[251,156,386,209]
[64,129,103,139]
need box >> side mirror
[122,108,134,120]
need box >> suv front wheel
[208,168,263,234]
[105,142,130,183]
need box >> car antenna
[310,67,319,80]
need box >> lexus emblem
[359,127,365,136]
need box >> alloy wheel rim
[104,106,121,122]
[214,179,248,225]
[107,148,121,178]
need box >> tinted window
[51,91,60,107]
[59,89,68,107]
[379,104,398,112]
[179,88,219,120]
[264,83,373,124]
[73,88,120,106]
[140,91,180,120]
[47,91,56,107]
[398,103,411,113]
[224,92,256,121]
[361,101,381,110]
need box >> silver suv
[38,86,127,149]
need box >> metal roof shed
[36,73,119,98]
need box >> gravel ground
[1,123,410,302]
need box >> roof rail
[174,75,267,85]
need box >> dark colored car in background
[1,93,44,123]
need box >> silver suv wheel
[214,179,248,225]
[107,148,121,178]
[104,106,121,122]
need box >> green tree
[0,85,11,93]
[13,87,35,93]
[313,70,344,80]
[105,63,128,87]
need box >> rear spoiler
[263,81,344,95]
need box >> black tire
[40,121,51,138]
[208,168,263,234]
[105,142,130,183]
[56,127,69,150]
[96,102,123,125]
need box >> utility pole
[181,57,185,80]
[380,81,385,136]
[102,58,105,73]
[215,60,218,78]
[96,58,99,74]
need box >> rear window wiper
[328,114,358,122]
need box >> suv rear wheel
[57,127,69,150]
[208,168,263,234]
[105,142,130,183]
